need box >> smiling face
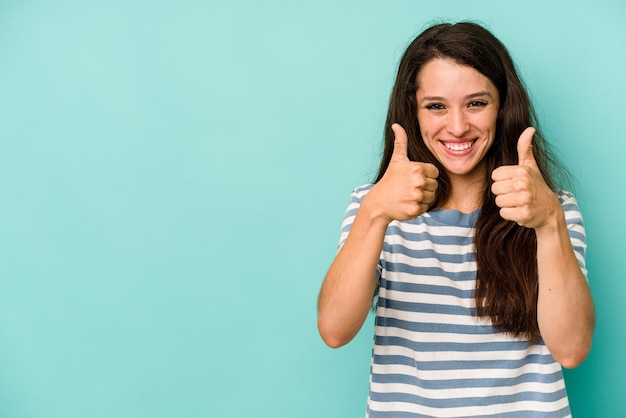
[416,58,500,187]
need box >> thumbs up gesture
[365,123,439,223]
[491,127,560,229]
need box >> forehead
[416,58,497,97]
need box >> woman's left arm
[534,201,594,368]
[491,127,595,368]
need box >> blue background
[0,1,624,417]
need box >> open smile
[442,140,476,151]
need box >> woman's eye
[468,100,487,108]
[425,103,445,111]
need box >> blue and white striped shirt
[339,184,587,418]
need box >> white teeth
[444,141,473,151]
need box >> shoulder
[556,190,586,242]
[349,183,374,204]
[556,190,577,205]
[556,190,583,218]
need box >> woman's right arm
[316,197,390,348]
[317,124,439,348]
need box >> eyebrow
[419,91,494,102]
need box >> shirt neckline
[425,207,480,227]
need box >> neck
[441,173,486,214]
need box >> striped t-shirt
[338,184,587,418]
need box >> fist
[367,123,439,222]
[491,127,559,228]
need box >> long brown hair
[376,22,568,343]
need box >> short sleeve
[337,184,383,285]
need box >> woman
[317,22,594,417]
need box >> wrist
[534,202,566,239]
[359,193,393,229]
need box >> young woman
[317,22,594,417]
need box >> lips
[442,140,476,151]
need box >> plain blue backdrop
[0,1,624,417]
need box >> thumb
[391,123,409,162]
[517,127,537,166]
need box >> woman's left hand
[491,127,560,229]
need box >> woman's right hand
[365,123,439,223]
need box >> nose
[447,109,470,137]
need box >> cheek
[469,114,497,142]
[420,131,438,155]
[483,116,498,147]
[417,114,440,138]
[418,121,444,155]
[482,111,499,132]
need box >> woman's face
[416,58,500,184]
